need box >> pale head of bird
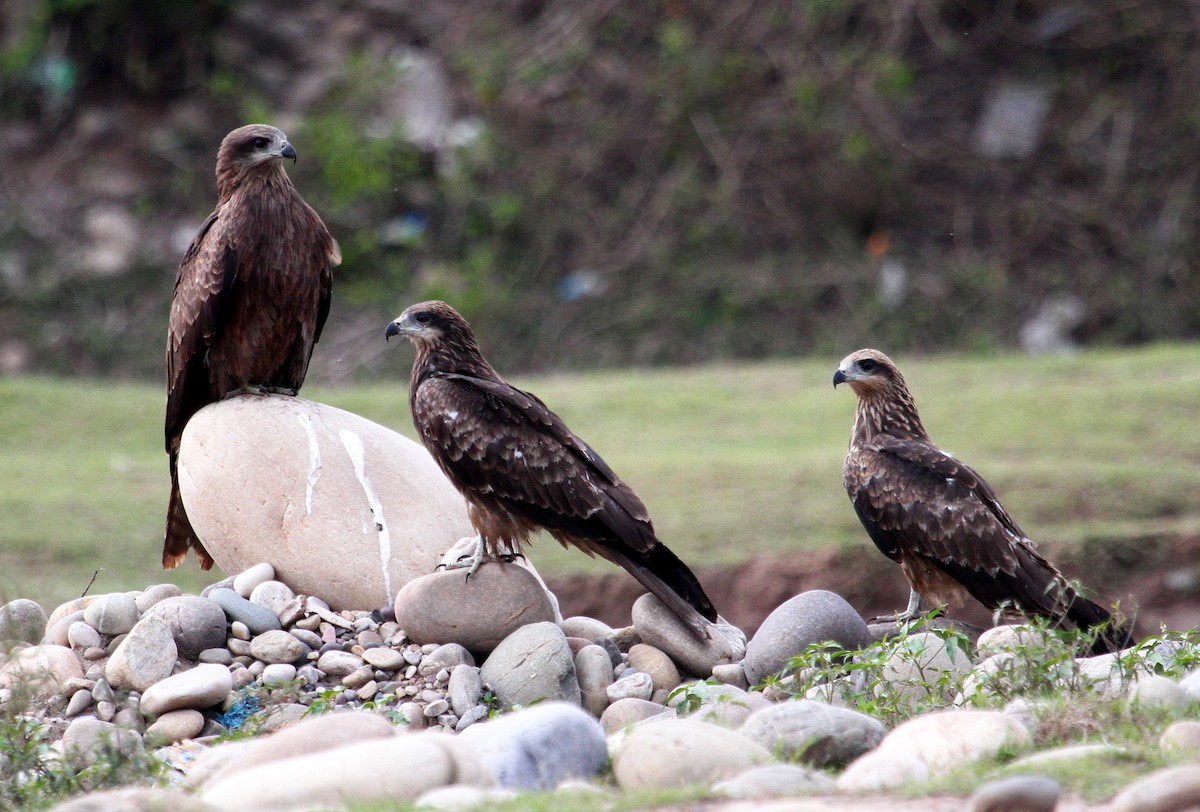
[218,124,296,171]
[833,348,905,398]
[385,300,473,347]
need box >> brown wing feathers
[836,348,1131,653]
[387,301,718,636]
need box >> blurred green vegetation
[1,345,1197,613]
[2,1,1199,375]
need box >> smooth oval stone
[140,663,234,718]
[317,650,365,678]
[361,647,406,670]
[631,594,743,678]
[1108,764,1200,812]
[0,645,84,700]
[249,630,305,664]
[62,718,144,770]
[575,644,615,717]
[143,596,228,660]
[1161,720,1200,750]
[600,698,673,735]
[106,613,178,693]
[395,565,556,656]
[627,644,681,693]
[209,588,281,635]
[233,563,276,598]
[458,702,608,790]
[83,592,139,636]
[178,395,476,610]
[144,709,206,747]
[0,599,48,647]
[134,583,183,613]
[448,665,483,717]
[67,621,102,652]
[261,663,298,687]
[559,616,614,642]
[480,622,580,709]
[968,775,1061,812]
[743,590,871,686]
[713,764,836,799]
[606,671,654,703]
[249,580,296,617]
[613,718,772,790]
[740,699,886,768]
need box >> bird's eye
[859,359,878,372]
[252,137,269,149]
[414,312,431,325]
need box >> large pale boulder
[177,395,475,610]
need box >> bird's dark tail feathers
[163,456,215,571]
[600,543,718,640]
[1062,589,1133,656]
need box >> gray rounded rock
[395,565,556,656]
[0,598,48,647]
[66,621,102,652]
[143,596,228,660]
[420,643,476,676]
[448,665,484,717]
[1108,764,1200,812]
[249,580,296,617]
[458,701,607,790]
[62,717,144,770]
[600,698,673,734]
[233,562,275,597]
[144,709,206,747]
[740,699,886,768]
[209,588,281,635]
[317,650,364,678]
[713,764,836,799]
[83,592,139,636]
[106,612,178,693]
[607,671,654,703]
[481,622,581,709]
[575,644,615,717]
[627,643,681,693]
[968,774,1061,812]
[743,590,870,686]
[631,594,742,677]
[134,583,183,613]
[261,663,298,687]
[559,616,614,642]
[140,663,233,718]
[249,629,305,664]
[613,718,772,790]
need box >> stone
[1108,764,1200,812]
[178,395,476,610]
[261,663,297,687]
[968,774,1061,812]
[636,597,747,679]
[742,590,870,686]
[82,592,139,636]
[606,671,654,703]
[413,786,518,810]
[458,702,608,790]
[249,629,305,664]
[0,598,47,648]
[712,764,835,799]
[144,709,206,747]
[448,665,483,717]
[1178,667,1200,700]
[1130,674,1189,710]
[209,588,281,635]
[207,709,401,786]
[143,596,228,660]
[627,644,681,693]
[974,624,1053,658]
[0,645,84,700]
[65,689,94,717]
[560,616,614,642]
[1161,720,1200,750]
[43,610,86,648]
[420,643,476,675]
[740,699,885,768]
[879,632,973,701]
[840,710,1030,790]
[106,612,178,693]
[134,583,183,613]
[67,621,102,652]
[62,717,144,770]
[198,648,233,665]
[249,581,296,617]
[395,565,556,656]
[233,562,275,597]
[201,732,492,809]
[141,663,233,718]
[480,622,581,709]
[711,662,749,690]
[612,718,772,790]
[44,787,211,812]
[1010,743,1126,770]
[575,644,615,717]
[317,649,364,678]
[836,749,929,792]
[361,646,406,670]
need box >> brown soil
[547,535,1200,640]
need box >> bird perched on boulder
[385,300,719,639]
[163,124,340,570]
[834,348,1131,653]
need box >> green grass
[2,344,1199,612]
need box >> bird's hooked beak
[280,142,297,163]
[384,315,413,341]
[832,369,848,389]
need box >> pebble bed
[1,564,1199,812]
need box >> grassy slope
[1,344,1198,612]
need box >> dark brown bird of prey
[163,124,340,570]
[834,348,1131,653]
[385,301,718,638]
